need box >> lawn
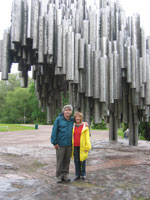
[118,128,145,140]
[0,124,35,132]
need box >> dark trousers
[56,146,72,178]
[74,146,86,177]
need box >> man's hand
[83,122,89,127]
[54,144,59,149]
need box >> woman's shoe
[81,176,86,180]
[74,176,80,181]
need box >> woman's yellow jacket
[72,124,91,161]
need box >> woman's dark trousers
[74,146,86,177]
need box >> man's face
[64,108,72,118]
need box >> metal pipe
[0,40,2,72]
[2,30,10,80]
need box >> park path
[0,125,150,200]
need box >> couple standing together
[51,105,91,183]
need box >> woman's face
[75,115,81,124]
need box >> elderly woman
[72,111,91,181]
[51,105,74,183]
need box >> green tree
[139,122,150,141]
[1,81,47,124]
[28,82,46,124]
[0,74,21,120]
[1,87,31,123]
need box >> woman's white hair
[62,105,73,112]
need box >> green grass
[118,128,145,140]
[0,124,35,132]
[91,128,108,130]
[118,128,124,138]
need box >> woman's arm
[85,128,91,151]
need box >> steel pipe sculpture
[0,0,150,146]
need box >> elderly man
[51,105,74,183]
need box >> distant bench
[0,126,9,131]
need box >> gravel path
[0,125,150,200]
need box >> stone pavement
[0,125,150,200]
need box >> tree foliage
[0,73,46,124]
[91,119,107,130]
[1,88,31,123]
[28,82,46,124]
[139,122,150,141]
[0,74,21,120]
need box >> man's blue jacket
[51,113,74,146]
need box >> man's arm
[83,122,89,127]
[51,118,59,148]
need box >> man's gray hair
[62,105,73,112]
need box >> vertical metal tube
[85,44,93,97]
[84,97,91,125]
[82,20,89,44]
[100,56,106,102]
[22,0,28,46]
[79,70,85,93]
[79,38,85,69]
[109,111,118,141]
[89,10,96,51]
[113,45,119,99]
[127,46,131,83]
[48,4,54,56]
[146,54,150,105]
[93,51,100,98]
[62,19,69,74]
[31,0,40,49]
[44,14,48,55]
[74,33,81,83]
[101,8,108,38]
[2,30,10,80]
[56,25,63,67]
[131,46,136,88]
[118,31,124,69]
[38,16,45,63]
[27,0,32,39]
[11,0,23,43]
[109,53,114,103]
[75,9,80,33]
[93,99,101,124]
[0,40,2,72]
[66,27,74,81]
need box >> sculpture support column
[109,112,118,141]
[129,104,139,146]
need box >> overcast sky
[0,0,150,75]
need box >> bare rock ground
[0,125,150,200]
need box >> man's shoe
[62,176,71,182]
[74,176,80,181]
[57,178,63,183]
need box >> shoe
[74,176,80,181]
[62,176,71,182]
[57,177,63,183]
[81,176,86,180]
